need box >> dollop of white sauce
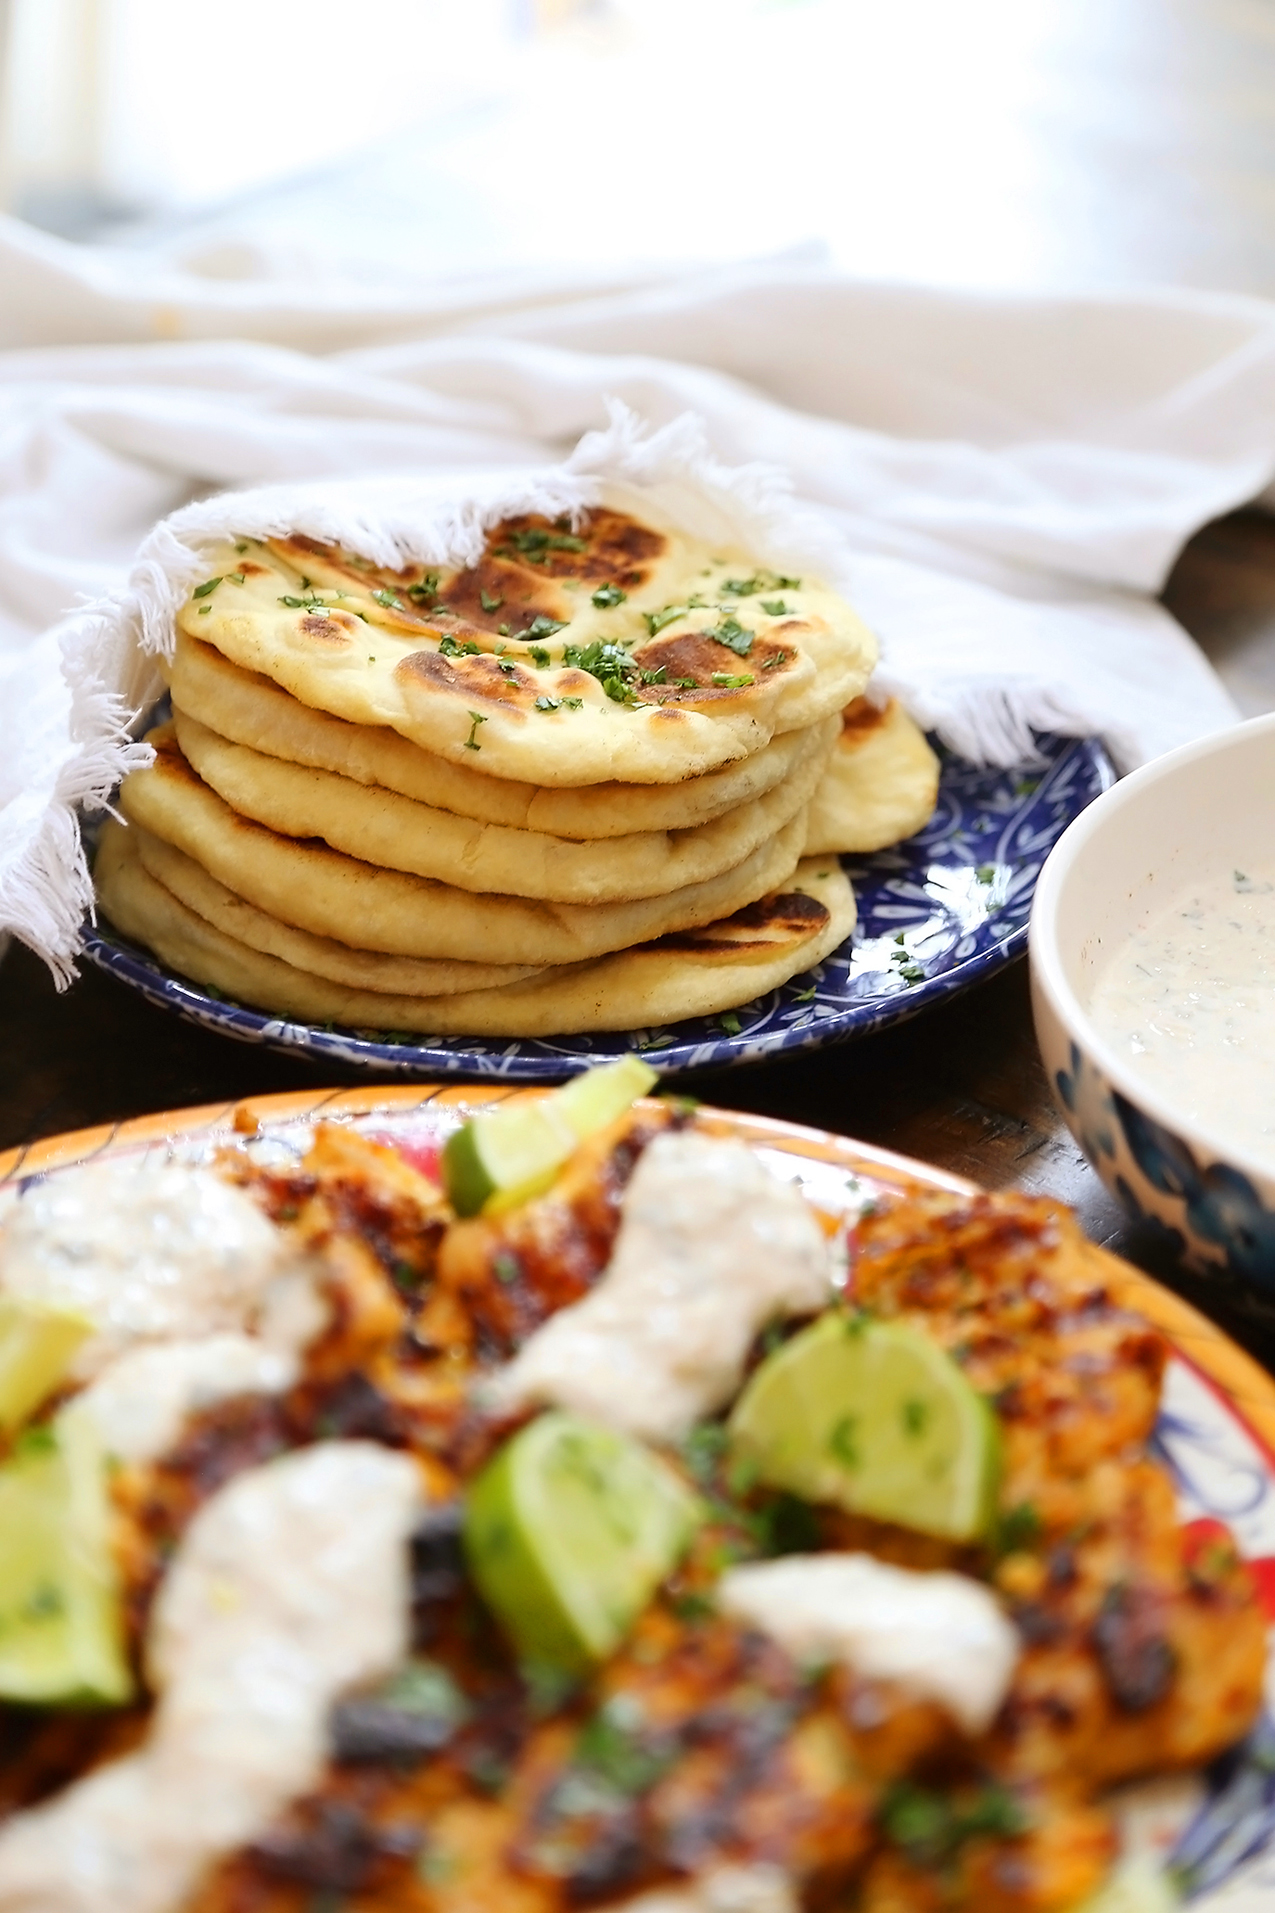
[0,1161,326,1377]
[63,1336,297,1465]
[1089,865,1275,1168]
[494,1132,832,1442]
[617,1866,796,1913]
[0,1442,421,1913]
[716,1553,1019,1736]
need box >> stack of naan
[95,505,940,1037]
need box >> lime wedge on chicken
[0,1416,133,1705]
[0,1295,93,1433]
[728,1314,1000,1543]
[463,1410,700,1670]
[443,1055,657,1217]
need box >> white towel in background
[5,227,1275,980]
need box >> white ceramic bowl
[1030,713,1275,1289]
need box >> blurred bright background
[3,0,1275,293]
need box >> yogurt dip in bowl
[1030,712,1275,1289]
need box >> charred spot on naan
[487,508,665,587]
[632,629,799,702]
[297,611,359,647]
[840,696,892,739]
[652,887,831,956]
[394,648,541,715]
[440,554,573,636]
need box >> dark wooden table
[5,509,1275,1368]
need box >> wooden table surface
[4,509,1275,1371]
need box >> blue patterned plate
[81,731,1115,1081]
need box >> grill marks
[853,1190,1266,1789]
[427,1110,675,1367]
[653,887,830,957]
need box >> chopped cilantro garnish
[279,591,328,610]
[519,615,567,643]
[561,638,641,705]
[234,540,249,554]
[226,571,245,587]
[880,1782,1026,1868]
[535,696,561,712]
[592,583,626,609]
[675,676,698,689]
[640,665,667,685]
[759,599,789,616]
[408,573,440,603]
[463,711,487,751]
[762,650,788,669]
[722,570,801,597]
[644,604,689,638]
[197,604,211,614]
[192,576,222,599]
[718,1010,742,1034]
[995,1501,1042,1555]
[497,659,519,679]
[561,695,583,710]
[505,527,587,562]
[711,672,754,689]
[372,588,405,611]
[527,645,551,669]
[438,634,481,659]
[714,616,754,657]
[480,589,503,613]
[792,984,817,1002]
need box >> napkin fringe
[106,401,848,668]
[4,618,153,988]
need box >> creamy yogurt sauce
[64,1335,298,1465]
[493,1131,832,1443]
[1088,865,1275,1166]
[0,1160,326,1377]
[716,1553,1020,1735]
[0,1442,422,1913]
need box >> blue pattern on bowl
[81,731,1114,1082]
[1045,1037,1275,1289]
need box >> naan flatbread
[166,632,829,840]
[180,506,876,786]
[118,824,545,996]
[97,825,853,1038]
[118,728,809,965]
[172,707,836,905]
[803,698,941,855]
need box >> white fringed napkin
[6,245,1275,984]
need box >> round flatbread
[172,707,836,906]
[167,632,829,840]
[804,698,941,855]
[179,504,876,786]
[96,825,854,1038]
[116,824,545,996]
[116,728,809,965]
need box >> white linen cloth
[6,217,1275,981]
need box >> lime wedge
[443,1056,658,1218]
[0,1297,93,1434]
[727,1314,1000,1543]
[555,1055,659,1140]
[463,1410,701,1670]
[0,1417,133,1705]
